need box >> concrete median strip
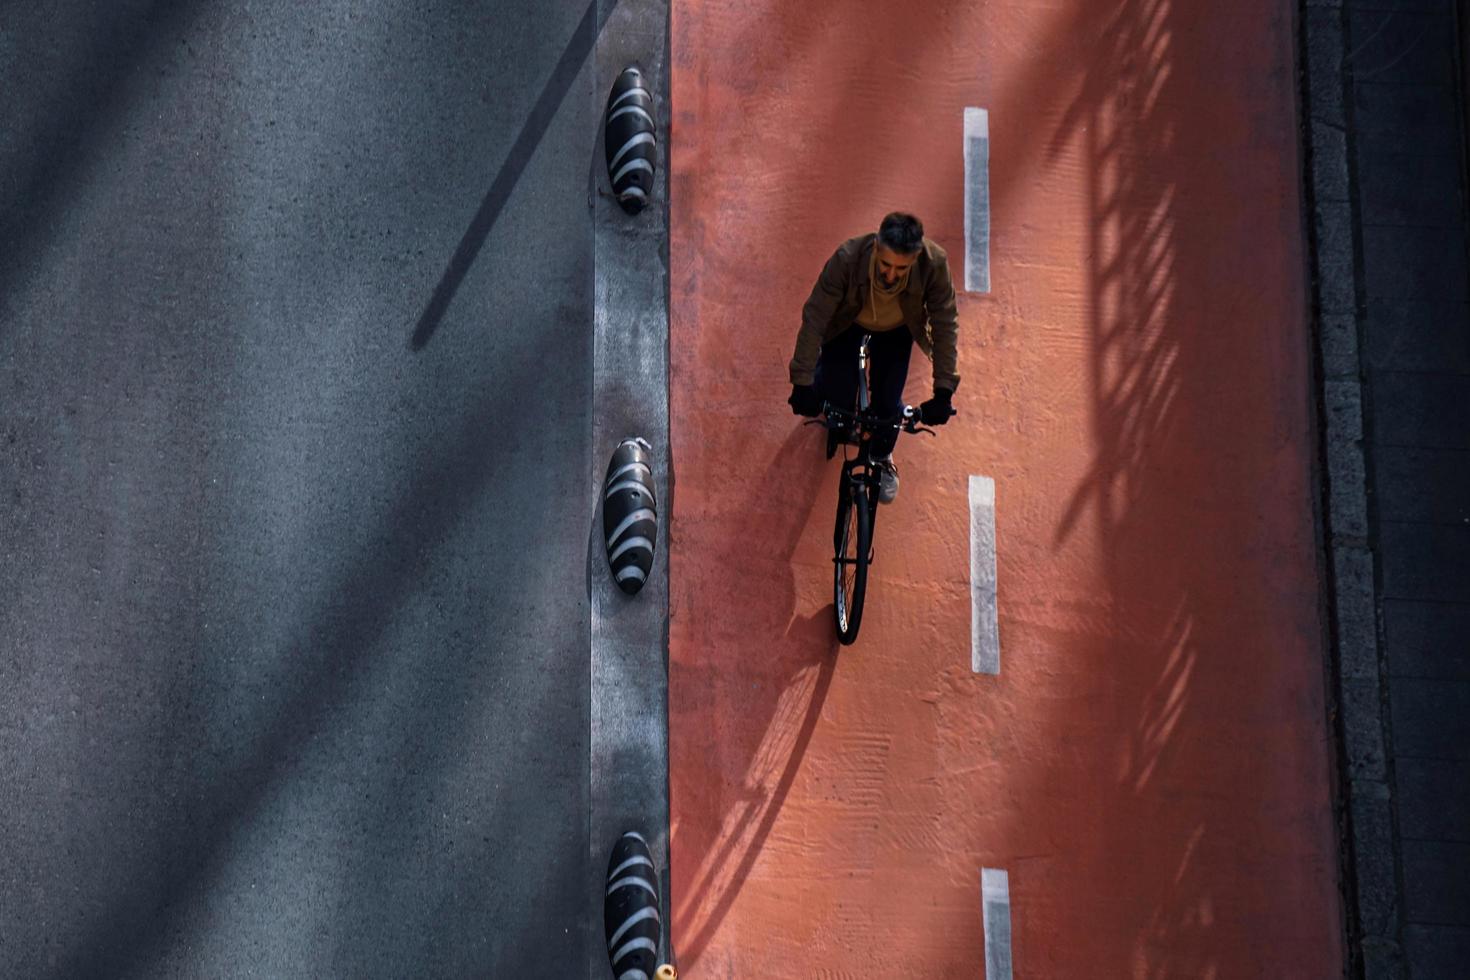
[589,0,673,974]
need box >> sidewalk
[1304,1,1470,975]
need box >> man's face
[875,244,919,288]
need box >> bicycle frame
[836,334,895,538]
[804,331,946,643]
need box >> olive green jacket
[789,234,961,393]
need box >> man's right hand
[788,384,824,417]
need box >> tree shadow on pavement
[52,320,576,979]
[1032,0,1333,974]
[0,0,203,324]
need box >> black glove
[788,384,824,417]
[919,387,955,426]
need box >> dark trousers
[813,323,914,459]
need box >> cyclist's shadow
[671,419,843,971]
[712,415,841,644]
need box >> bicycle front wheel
[833,479,871,645]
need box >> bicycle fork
[834,464,879,563]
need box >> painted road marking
[970,475,1000,674]
[964,107,991,293]
[982,868,1013,979]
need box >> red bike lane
[667,0,1343,975]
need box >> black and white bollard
[604,67,657,214]
[602,437,657,594]
[605,831,662,979]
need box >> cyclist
[787,212,960,503]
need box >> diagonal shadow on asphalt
[409,0,622,352]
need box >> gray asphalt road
[1,1,604,975]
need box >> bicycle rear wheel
[833,478,871,645]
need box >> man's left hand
[919,388,955,426]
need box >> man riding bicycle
[787,211,960,503]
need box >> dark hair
[878,212,924,254]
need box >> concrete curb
[1300,1,1405,975]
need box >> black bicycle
[803,333,952,645]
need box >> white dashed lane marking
[964,107,991,294]
[982,867,1013,979]
[970,475,1000,674]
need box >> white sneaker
[875,458,899,504]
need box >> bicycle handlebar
[808,402,957,438]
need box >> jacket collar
[854,234,876,291]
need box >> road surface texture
[667,0,1345,976]
[0,0,673,976]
